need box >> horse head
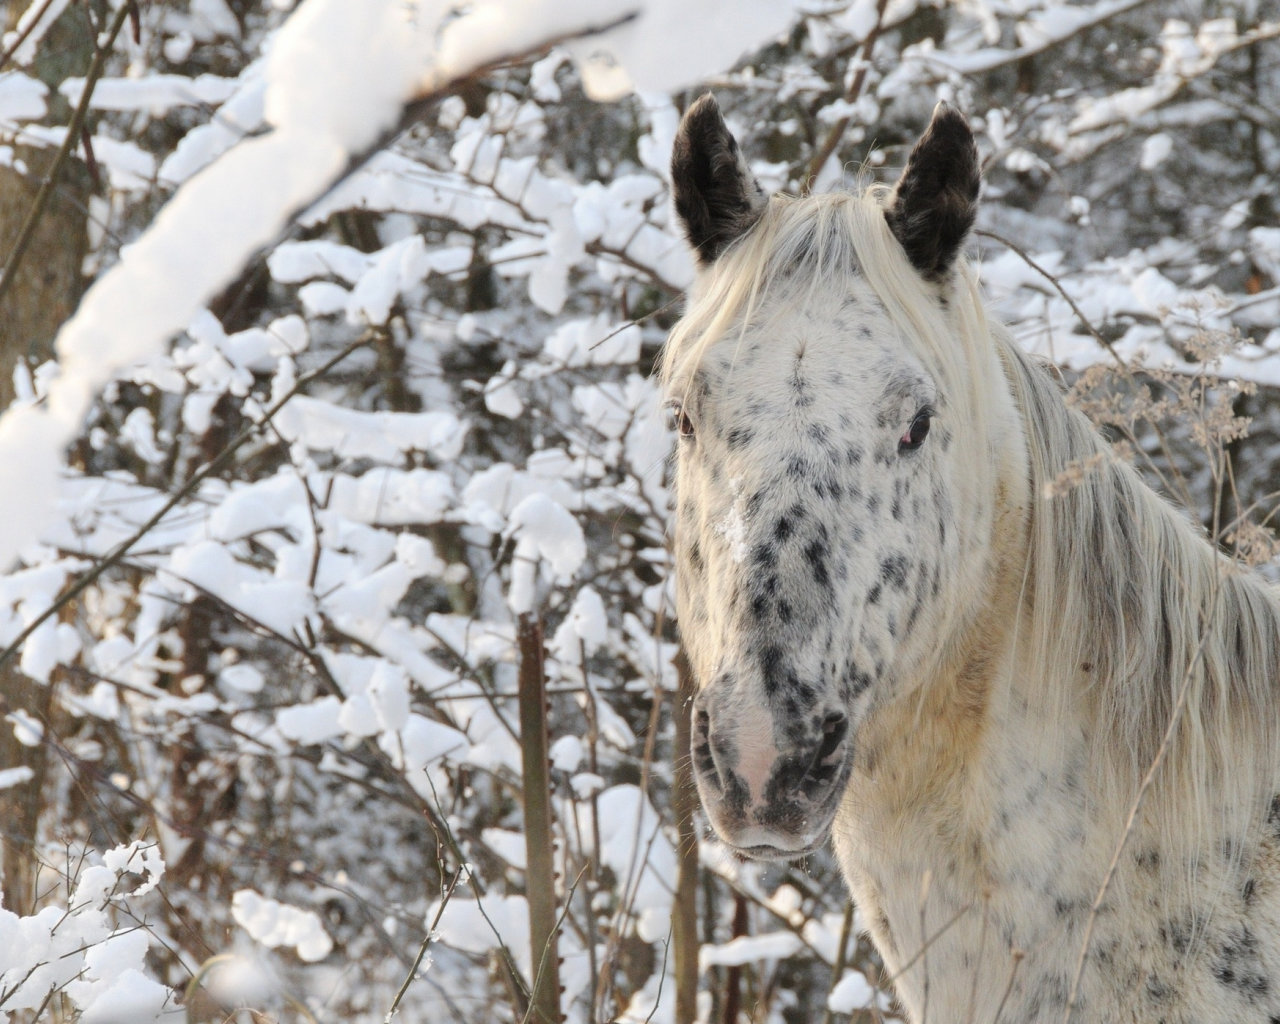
[665,95,1017,858]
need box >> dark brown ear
[670,94,767,266]
[884,103,980,280]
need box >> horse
[662,94,1280,1023]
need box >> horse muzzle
[691,699,851,860]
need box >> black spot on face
[805,538,831,588]
[879,554,909,590]
[1212,926,1269,998]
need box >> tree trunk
[672,649,701,1024]
[519,614,562,1024]
[0,0,93,915]
[0,0,92,406]
[0,669,52,914]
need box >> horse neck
[850,347,1041,821]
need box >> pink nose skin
[729,707,779,806]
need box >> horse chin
[726,837,828,862]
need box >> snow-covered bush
[1,0,1279,1022]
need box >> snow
[482,827,529,870]
[0,0,814,576]
[550,586,609,664]
[7,708,43,746]
[0,842,174,1020]
[0,72,47,126]
[506,493,587,613]
[165,539,314,637]
[327,467,454,526]
[276,696,344,744]
[429,894,533,977]
[268,239,373,284]
[827,969,891,1014]
[60,74,239,114]
[379,713,470,773]
[271,398,467,462]
[0,765,35,789]
[220,663,265,693]
[927,0,1151,73]
[1140,132,1173,169]
[549,734,586,773]
[593,784,675,941]
[231,889,334,962]
[16,125,157,191]
[699,931,805,971]
[2,0,71,68]
[74,968,174,1024]
[542,313,642,367]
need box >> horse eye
[899,411,931,451]
[675,408,695,439]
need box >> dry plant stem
[820,898,856,1024]
[975,228,1195,509]
[803,0,891,190]
[0,0,128,312]
[864,899,972,1011]
[0,332,374,672]
[385,867,465,1021]
[961,894,991,1024]
[517,613,562,1024]
[992,950,1025,1024]
[1060,590,1223,1023]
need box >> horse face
[667,96,980,858]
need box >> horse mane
[663,186,1280,859]
[1002,329,1280,838]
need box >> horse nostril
[801,713,848,796]
[693,707,723,792]
[817,712,847,762]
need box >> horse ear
[884,102,980,280]
[671,94,767,266]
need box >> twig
[0,332,374,672]
[803,0,890,190]
[991,949,1025,1023]
[587,295,684,352]
[642,931,673,1024]
[422,770,531,1011]
[0,0,61,76]
[519,865,588,1024]
[384,866,465,1021]
[0,0,130,311]
[976,228,1195,510]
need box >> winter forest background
[0,0,1278,1022]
